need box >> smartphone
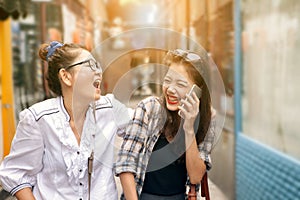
[180,84,202,110]
[187,84,202,99]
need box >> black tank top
[142,134,187,195]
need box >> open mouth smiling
[166,95,179,105]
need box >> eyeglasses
[170,49,202,62]
[65,59,102,73]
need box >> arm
[0,109,43,197]
[15,188,36,200]
[114,98,155,197]
[119,172,138,200]
[185,134,207,184]
[179,93,208,184]
[185,108,216,184]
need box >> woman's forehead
[166,63,192,82]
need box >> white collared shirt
[0,94,132,200]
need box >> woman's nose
[167,86,176,94]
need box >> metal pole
[234,1,242,198]
[40,2,50,99]
[234,0,242,135]
[0,18,16,157]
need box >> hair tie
[46,41,63,60]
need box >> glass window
[241,0,300,160]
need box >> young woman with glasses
[115,49,216,200]
[0,41,132,200]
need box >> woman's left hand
[178,92,200,134]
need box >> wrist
[185,130,195,136]
[183,125,195,135]
[185,132,196,149]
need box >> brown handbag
[188,172,210,200]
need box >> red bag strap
[200,172,210,200]
[188,184,197,200]
[188,172,210,200]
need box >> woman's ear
[58,68,73,86]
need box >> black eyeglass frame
[64,59,102,72]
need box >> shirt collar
[58,96,71,122]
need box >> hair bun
[38,43,50,61]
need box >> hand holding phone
[187,84,202,99]
[179,84,202,116]
[181,84,202,108]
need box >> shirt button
[79,169,82,172]
[77,151,80,155]
[79,198,82,200]
[80,182,83,186]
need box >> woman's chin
[166,103,179,111]
[94,93,101,101]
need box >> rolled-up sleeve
[0,109,44,195]
[114,101,148,176]
[198,114,216,170]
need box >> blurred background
[0,0,300,199]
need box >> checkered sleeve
[198,113,216,170]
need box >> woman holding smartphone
[115,49,216,200]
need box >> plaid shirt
[114,96,216,197]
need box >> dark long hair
[161,49,212,145]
